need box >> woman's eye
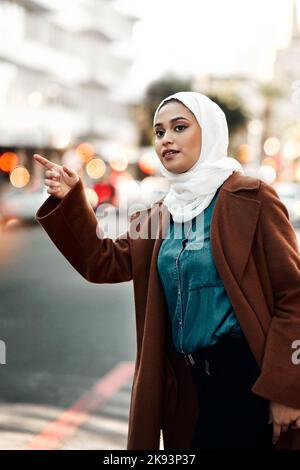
[154,130,164,137]
[154,125,186,138]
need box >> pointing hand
[33,154,79,200]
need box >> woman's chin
[163,161,188,174]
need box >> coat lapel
[211,173,261,284]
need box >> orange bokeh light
[0,152,19,173]
[262,156,278,170]
[237,144,251,164]
[138,153,156,175]
[76,142,95,163]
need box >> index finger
[33,154,56,170]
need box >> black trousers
[188,333,274,450]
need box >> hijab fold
[153,91,244,222]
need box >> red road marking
[23,361,135,450]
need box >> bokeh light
[51,131,72,149]
[283,140,300,160]
[109,156,128,172]
[258,165,277,184]
[0,152,19,173]
[62,149,82,172]
[261,156,278,170]
[248,119,263,136]
[9,167,30,187]
[84,187,99,208]
[138,152,156,175]
[76,142,95,163]
[237,144,251,164]
[86,158,106,179]
[114,171,133,189]
[263,137,280,156]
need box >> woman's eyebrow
[154,116,189,128]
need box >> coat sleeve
[35,177,132,283]
[252,181,300,408]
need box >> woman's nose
[161,130,173,144]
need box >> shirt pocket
[185,243,222,289]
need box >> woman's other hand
[269,401,300,445]
[33,154,79,200]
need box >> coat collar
[219,171,260,193]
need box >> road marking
[23,361,134,450]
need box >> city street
[0,220,300,450]
[0,221,137,450]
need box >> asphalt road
[0,220,299,450]
[0,221,136,450]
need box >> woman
[34,91,300,450]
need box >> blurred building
[193,1,300,183]
[0,0,139,152]
[274,0,300,126]
[194,74,265,173]
[272,0,300,181]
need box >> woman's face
[154,100,202,174]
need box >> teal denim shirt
[157,186,242,354]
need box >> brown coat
[36,171,300,450]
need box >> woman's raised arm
[34,154,132,284]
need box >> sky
[114,0,298,100]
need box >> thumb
[62,165,76,177]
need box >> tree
[133,74,249,148]
[134,75,193,146]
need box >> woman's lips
[163,151,180,160]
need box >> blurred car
[92,180,116,214]
[272,181,300,228]
[0,185,49,225]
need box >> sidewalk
[0,363,134,450]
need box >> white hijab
[153,91,244,223]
